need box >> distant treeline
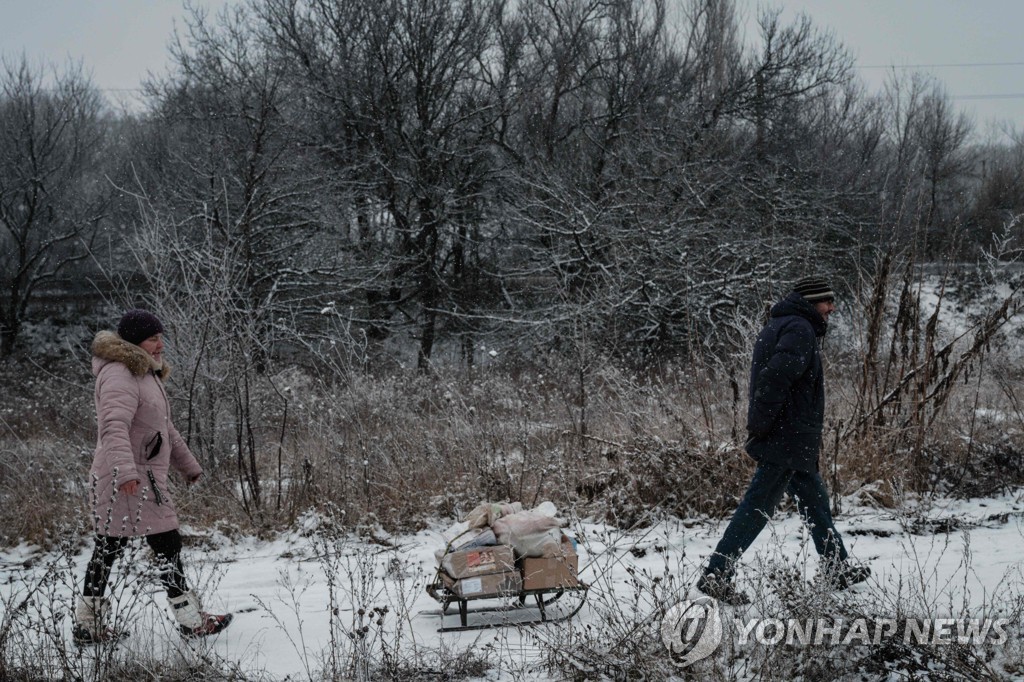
[2,0,1022,365]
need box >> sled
[425,571,588,632]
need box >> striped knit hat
[792,276,835,303]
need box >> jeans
[705,461,848,579]
[82,529,188,599]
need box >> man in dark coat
[696,276,869,604]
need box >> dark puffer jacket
[745,292,827,472]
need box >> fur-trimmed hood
[87,331,198,538]
[91,330,171,379]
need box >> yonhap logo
[660,597,724,667]
[660,598,1009,666]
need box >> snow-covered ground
[3,490,1024,680]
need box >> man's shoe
[696,573,751,605]
[823,563,871,591]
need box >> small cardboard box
[441,544,516,579]
[519,537,579,590]
[444,569,523,598]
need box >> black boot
[696,573,751,605]
[822,563,871,591]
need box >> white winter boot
[72,595,126,645]
[168,590,233,637]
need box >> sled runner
[425,571,588,632]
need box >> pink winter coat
[88,331,202,537]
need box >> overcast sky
[767,0,1024,135]
[1,0,1022,133]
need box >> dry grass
[3,330,1024,547]
[4,260,1024,544]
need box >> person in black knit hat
[72,308,232,644]
[116,308,165,346]
[694,276,869,604]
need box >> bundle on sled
[427,501,587,632]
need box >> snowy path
[3,490,1024,679]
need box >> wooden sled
[425,572,588,632]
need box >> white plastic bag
[492,510,565,558]
[464,501,523,529]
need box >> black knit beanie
[792,276,835,303]
[117,309,164,346]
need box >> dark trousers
[705,461,848,578]
[82,529,188,599]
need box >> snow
[4,490,1024,679]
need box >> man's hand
[119,479,140,496]
[187,473,202,486]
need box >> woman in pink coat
[72,309,231,644]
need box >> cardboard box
[519,537,579,590]
[443,569,523,598]
[441,544,515,579]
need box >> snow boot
[695,573,751,605]
[71,596,128,645]
[169,590,233,638]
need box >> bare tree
[878,72,975,253]
[917,83,974,247]
[0,56,106,357]
[262,0,504,369]
[491,0,864,359]
[971,128,1024,246]
[116,0,366,380]
[116,3,346,517]
[744,9,853,161]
